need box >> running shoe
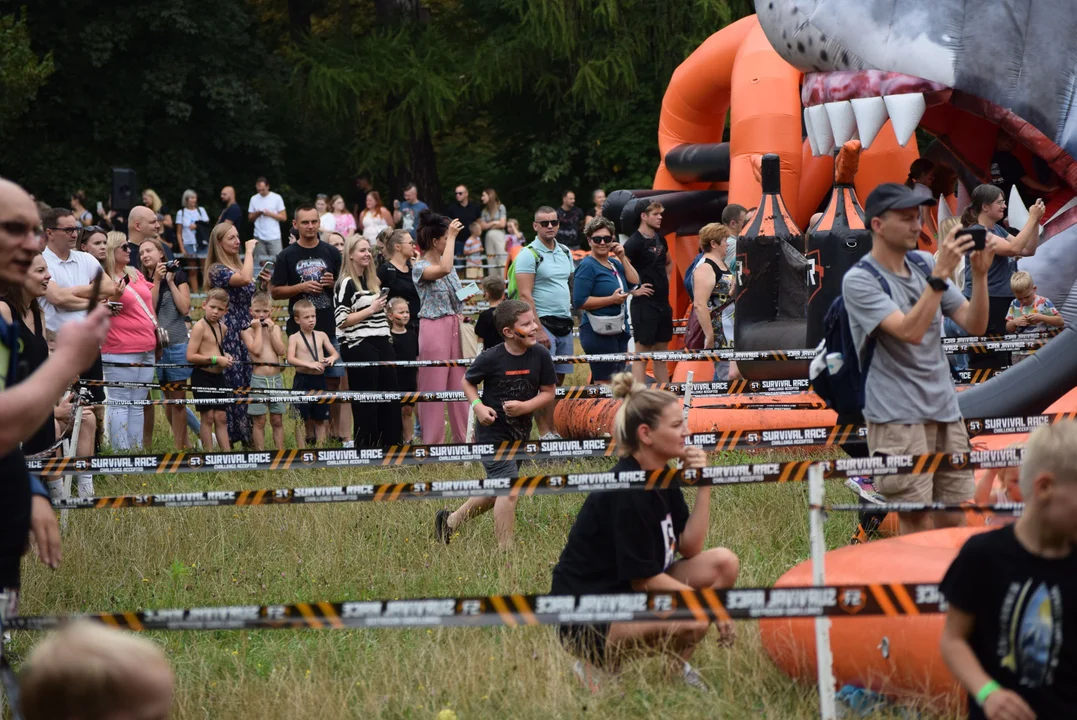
[539,432,562,441]
[682,662,710,692]
[844,476,885,505]
[434,509,452,544]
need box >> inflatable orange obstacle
[759,526,983,716]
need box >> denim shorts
[542,325,575,375]
[158,343,193,383]
[323,338,346,379]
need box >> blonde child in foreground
[1005,271,1064,364]
[186,287,232,450]
[19,622,174,720]
[287,299,339,448]
[242,292,287,450]
[939,421,1077,720]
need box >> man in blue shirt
[514,205,575,439]
[393,183,429,240]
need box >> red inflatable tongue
[802,70,949,106]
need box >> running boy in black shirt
[434,299,555,548]
[940,421,1077,720]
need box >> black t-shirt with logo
[940,525,1077,720]
[271,240,343,336]
[464,343,555,442]
[556,206,585,250]
[551,455,690,595]
[623,229,669,304]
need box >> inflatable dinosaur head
[757,0,1077,312]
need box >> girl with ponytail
[550,373,740,690]
[905,158,935,197]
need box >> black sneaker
[434,509,452,544]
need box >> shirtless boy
[242,292,286,449]
[287,299,339,447]
[186,288,232,450]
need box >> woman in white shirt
[479,188,508,273]
[359,191,393,242]
[175,189,209,256]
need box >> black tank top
[4,300,56,455]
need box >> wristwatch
[926,275,948,292]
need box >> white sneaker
[682,662,710,692]
[342,440,354,449]
[539,432,562,441]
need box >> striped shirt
[335,276,389,348]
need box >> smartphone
[107,301,123,315]
[379,287,390,297]
[966,227,987,251]
[259,260,275,276]
[96,201,105,215]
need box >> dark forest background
[0,0,752,220]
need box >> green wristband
[470,398,481,408]
[975,680,1001,706]
[211,355,217,366]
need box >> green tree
[0,7,54,136]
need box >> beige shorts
[866,421,974,504]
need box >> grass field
[8,365,960,719]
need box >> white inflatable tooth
[850,96,888,149]
[1008,184,1030,230]
[937,194,954,225]
[807,104,835,156]
[883,92,926,147]
[824,101,858,145]
[804,107,821,155]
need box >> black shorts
[293,373,330,421]
[191,368,230,413]
[630,300,673,345]
[558,623,611,666]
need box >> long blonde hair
[337,235,380,296]
[204,222,240,288]
[610,372,678,456]
[104,232,137,281]
[935,217,965,288]
[142,188,163,213]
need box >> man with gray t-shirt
[843,183,992,535]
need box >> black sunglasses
[589,235,613,244]
[48,226,79,234]
[537,220,560,228]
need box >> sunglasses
[455,191,466,196]
[536,220,560,228]
[589,235,613,244]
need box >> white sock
[77,474,95,497]
[46,478,64,501]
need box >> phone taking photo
[966,227,987,251]
[260,260,275,277]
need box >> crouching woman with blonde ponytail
[550,373,740,691]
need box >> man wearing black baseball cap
[841,182,993,535]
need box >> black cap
[863,182,936,225]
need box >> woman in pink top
[101,232,158,450]
[330,194,357,237]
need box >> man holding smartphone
[842,183,993,536]
[271,205,346,437]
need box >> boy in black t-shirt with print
[434,299,556,548]
[940,421,1077,720]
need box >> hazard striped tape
[91,384,831,407]
[43,448,1028,510]
[2,583,949,632]
[28,411,1064,477]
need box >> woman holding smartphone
[551,373,739,691]
[335,235,401,447]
